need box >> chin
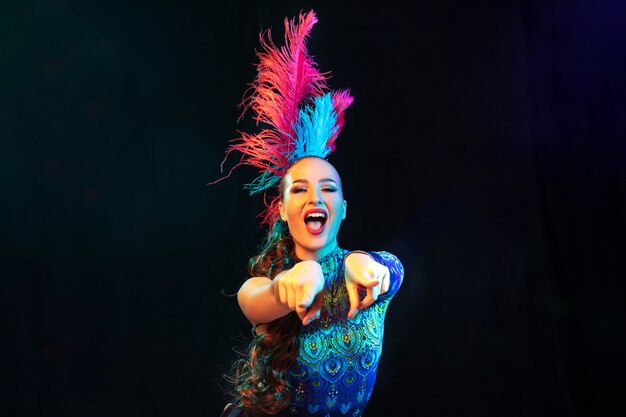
[293,235,329,255]
[299,240,327,252]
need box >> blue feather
[290,93,338,164]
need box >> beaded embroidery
[285,247,404,416]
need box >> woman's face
[279,157,347,261]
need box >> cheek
[332,196,345,212]
[284,199,303,219]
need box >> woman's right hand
[273,260,325,326]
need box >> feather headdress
[208,10,353,226]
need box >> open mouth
[304,211,327,235]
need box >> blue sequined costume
[283,246,404,416]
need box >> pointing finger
[296,305,307,321]
[302,292,323,325]
[346,281,361,319]
[359,287,375,310]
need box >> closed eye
[291,187,337,193]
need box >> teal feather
[290,93,339,164]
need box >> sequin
[284,247,404,416]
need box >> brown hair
[224,218,303,414]
[224,158,343,413]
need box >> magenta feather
[208,10,353,227]
[244,10,328,144]
[328,90,354,150]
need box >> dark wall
[2,1,624,416]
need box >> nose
[308,188,324,205]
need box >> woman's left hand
[344,252,390,319]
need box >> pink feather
[328,90,354,150]
[243,10,328,144]
[208,10,353,227]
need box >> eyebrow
[291,178,338,185]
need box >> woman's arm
[237,260,325,326]
[344,251,404,317]
[365,251,404,301]
[237,276,292,326]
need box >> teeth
[306,212,326,219]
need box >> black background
[2,1,624,416]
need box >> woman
[210,10,404,416]
[220,156,404,416]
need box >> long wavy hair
[223,216,303,414]
[224,156,344,413]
